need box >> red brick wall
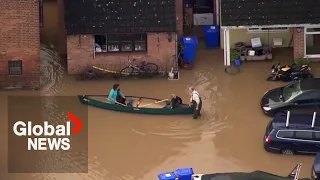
[293,27,304,60]
[176,0,183,35]
[0,0,40,89]
[66,33,177,74]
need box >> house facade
[0,0,41,89]
[63,0,182,74]
[220,0,320,66]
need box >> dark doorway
[182,0,217,36]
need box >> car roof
[300,78,320,91]
[201,171,292,180]
[272,112,320,130]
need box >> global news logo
[12,112,82,151]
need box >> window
[39,0,43,27]
[277,130,294,138]
[305,27,320,57]
[283,82,302,102]
[294,131,313,140]
[247,27,289,33]
[296,92,320,102]
[8,60,22,75]
[94,34,147,53]
[314,132,320,141]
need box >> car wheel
[281,149,294,155]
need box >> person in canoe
[170,94,182,109]
[189,87,202,119]
[108,84,126,104]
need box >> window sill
[304,55,320,58]
[95,51,147,55]
[8,74,23,76]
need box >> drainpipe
[215,0,220,25]
[223,28,230,66]
[175,33,178,71]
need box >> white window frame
[247,27,289,33]
[276,130,320,143]
[304,26,320,58]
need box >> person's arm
[108,90,116,103]
[118,91,125,98]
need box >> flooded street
[0,49,317,180]
[0,1,317,179]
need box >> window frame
[276,130,320,143]
[304,26,320,58]
[247,27,289,33]
[94,34,147,53]
[276,130,295,139]
[8,60,23,75]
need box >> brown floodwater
[0,1,318,179]
[0,48,316,180]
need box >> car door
[293,130,317,154]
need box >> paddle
[138,99,169,108]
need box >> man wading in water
[189,87,202,119]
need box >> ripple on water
[27,97,108,180]
[131,70,230,140]
[38,44,65,95]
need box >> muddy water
[0,48,316,180]
[0,2,316,179]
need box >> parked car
[312,153,320,180]
[264,111,320,155]
[261,78,320,117]
[193,164,302,180]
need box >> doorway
[182,0,218,36]
[305,27,320,58]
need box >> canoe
[78,95,194,115]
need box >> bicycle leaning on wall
[119,56,159,77]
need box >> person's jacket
[108,89,124,104]
[171,96,182,108]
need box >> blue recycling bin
[234,57,242,67]
[181,36,198,64]
[158,172,177,180]
[203,25,220,48]
[175,168,194,180]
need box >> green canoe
[78,95,194,115]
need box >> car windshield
[282,82,303,101]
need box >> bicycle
[119,56,159,77]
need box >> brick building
[220,0,320,66]
[0,0,41,89]
[63,0,182,74]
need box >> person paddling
[108,84,126,104]
[189,87,202,119]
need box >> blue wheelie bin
[158,172,177,180]
[203,25,220,48]
[181,36,198,64]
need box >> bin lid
[176,168,194,177]
[182,36,198,45]
[158,172,177,180]
[204,25,220,33]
